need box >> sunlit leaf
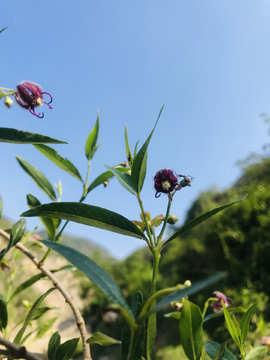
[40,241,134,319]
[21,202,147,240]
[87,167,129,195]
[239,302,259,345]
[87,332,121,346]
[55,338,79,360]
[85,111,100,160]
[131,105,164,194]
[105,165,136,195]
[16,156,57,201]
[162,195,247,248]
[11,218,26,245]
[0,128,67,144]
[34,144,83,181]
[124,125,133,168]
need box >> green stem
[139,283,182,322]
[157,197,172,245]
[202,297,217,319]
[138,197,154,247]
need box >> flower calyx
[167,214,179,225]
[132,212,164,232]
[4,96,13,108]
[154,169,192,200]
[210,291,232,313]
[15,81,53,118]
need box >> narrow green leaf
[34,144,83,182]
[31,307,58,320]
[27,194,56,240]
[16,156,57,201]
[9,265,74,302]
[11,218,26,245]
[0,128,67,144]
[85,111,100,160]
[239,302,259,345]
[34,317,57,340]
[153,273,226,313]
[0,24,10,34]
[131,105,164,194]
[133,139,140,158]
[40,240,134,320]
[48,332,61,360]
[124,125,133,168]
[179,300,204,360]
[203,307,246,323]
[214,343,227,360]
[21,202,147,240]
[105,165,137,195]
[222,301,241,348]
[55,338,79,360]
[164,312,181,319]
[205,341,237,360]
[162,195,247,248]
[13,288,56,345]
[0,300,8,330]
[87,167,130,194]
[87,332,121,346]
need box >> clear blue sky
[1,1,270,259]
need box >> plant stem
[138,197,154,247]
[157,197,172,245]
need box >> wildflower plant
[0,25,268,360]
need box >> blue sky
[1,1,270,259]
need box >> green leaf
[133,139,140,158]
[179,300,204,360]
[153,273,226,313]
[205,341,237,360]
[13,288,56,345]
[21,202,147,240]
[85,111,100,160]
[48,332,61,360]
[105,165,137,195]
[87,332,121,346]
[87,167,129,194]
[239,302,259,345]
[16,156,57,201]
[40,241,134,320]
[34,144,83,182]
[27,194,56,240]
[203,307,246,323]
[34,317,57,340]
[31,307,58,321]
[0,24,10,34]
[222,301,241,348]
[0,300,8,330]
[9,265,74,302]
[0,219,25,260]
[11,218,26,245]
[246,346,268,360]
[55,338,79,360]
[214,343,227,360]
[121,292,144,360]
[164,312,181,319]
[131,105,164,194]
[162,195,247,248]
[124,125,133,168]
[0,128,67,144]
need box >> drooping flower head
[154,169,181,200]
[15,81,53,118]
[211,291,232,313]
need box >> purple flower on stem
[154,169,181,200]
[211,291,232,313]
[15,81,53,118]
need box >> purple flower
[211,291,232,313]
[262,337,270,347]
[15,81,53,118]
[154,169,181,200]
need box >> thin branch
[0,336,46,360]
[0,228,92,360]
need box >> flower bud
[131,220,145,232]
[140,212,151,222]
[4,96,13,108]
[167,214,179,225]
